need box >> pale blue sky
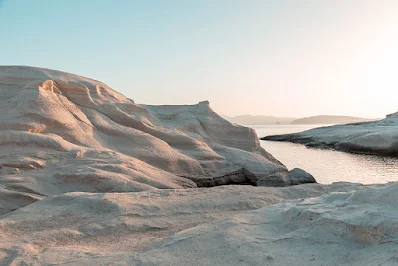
[1,0,398,117]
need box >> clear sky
[1,0,398,118]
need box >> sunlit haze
[1,0,397,118]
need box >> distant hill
[222,115,296,125]
[291,115,378,125]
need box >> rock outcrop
[262,117,398,156]
[257,168,316,187]
[3,182,398,265]
[132,182,398,266]
[0,66,314,215]
[0,183,362,265]
[0,66,396,266]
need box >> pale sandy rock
[0,186,43,215]
[0,66,394,265]
[262,117,398,156]
[27,182,393,266]
[0,183,361,265]
[0,66,314,214]
[130,182,398,266]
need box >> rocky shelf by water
[1,66,397,265]
[262,117,398,156]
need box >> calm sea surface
[251,124,398,184]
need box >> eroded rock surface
[0,183,361,265]
[0,66,396,266]
[0,66,317,215]
[262,117,398,156]
[3,182,397,265]
[132,182,398,266]
[257,168,316,187]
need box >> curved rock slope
[133,182,398,266]
[0,183,361,265]
[2,182,398,265]
[262,116,398,156]
[0,66,314,214]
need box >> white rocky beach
[0,66,397,265]
[262,116,398,156]
[3,1,398,264]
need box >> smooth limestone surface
[0,66,396,265]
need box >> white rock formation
[262,117,398,156]
[0,183,361,265]
[0,66,396,266]
[3,182,398,265]
[0,66,316,215]
[133,182,398,266]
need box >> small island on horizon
[223,114,378,125]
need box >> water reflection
[251,125,398,184]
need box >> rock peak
[199,100,210,105]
